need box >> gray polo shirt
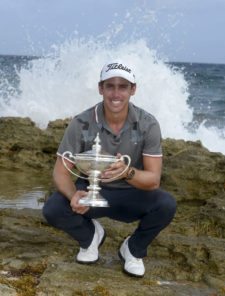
[57,102,162,188]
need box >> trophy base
[79,194,109,207]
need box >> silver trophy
[62,133,131,207]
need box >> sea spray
[0,38,192,129]
[0,38,224,154]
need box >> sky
[0,0,225,64]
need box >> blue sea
[0,39,225,155]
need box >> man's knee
[158,191,177,224]
[42,192,69,225]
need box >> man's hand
[70,190,90,214]
[101,153,128,180]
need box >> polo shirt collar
[95,101,138,127]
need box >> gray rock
[0,283,17,296]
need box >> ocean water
[0,39,225,155]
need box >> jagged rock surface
[0,117,225,296]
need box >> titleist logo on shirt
[105,63,131,73]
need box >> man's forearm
[53,171,77,201]
[125,168,161,191]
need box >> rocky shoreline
[0,117,225,295]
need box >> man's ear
[131,83,137,96]
[98,82,103,95]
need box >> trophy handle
[61,151,88,180]
[101,154,131,183]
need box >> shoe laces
[130,257,142,263]
[79,247,88,253]
[79,246,97,255]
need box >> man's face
[98,77,136,114]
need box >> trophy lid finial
[92,133,102,154]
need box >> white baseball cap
[99,60,136,84]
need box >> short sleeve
[57,117,82,156]
[142,119,163,157]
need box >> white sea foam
[0,38,224,155]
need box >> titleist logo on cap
[105,63,131,73]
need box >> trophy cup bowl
[62,133,131,207]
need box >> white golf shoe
[76,219,105,264]
[119,236,145,277]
